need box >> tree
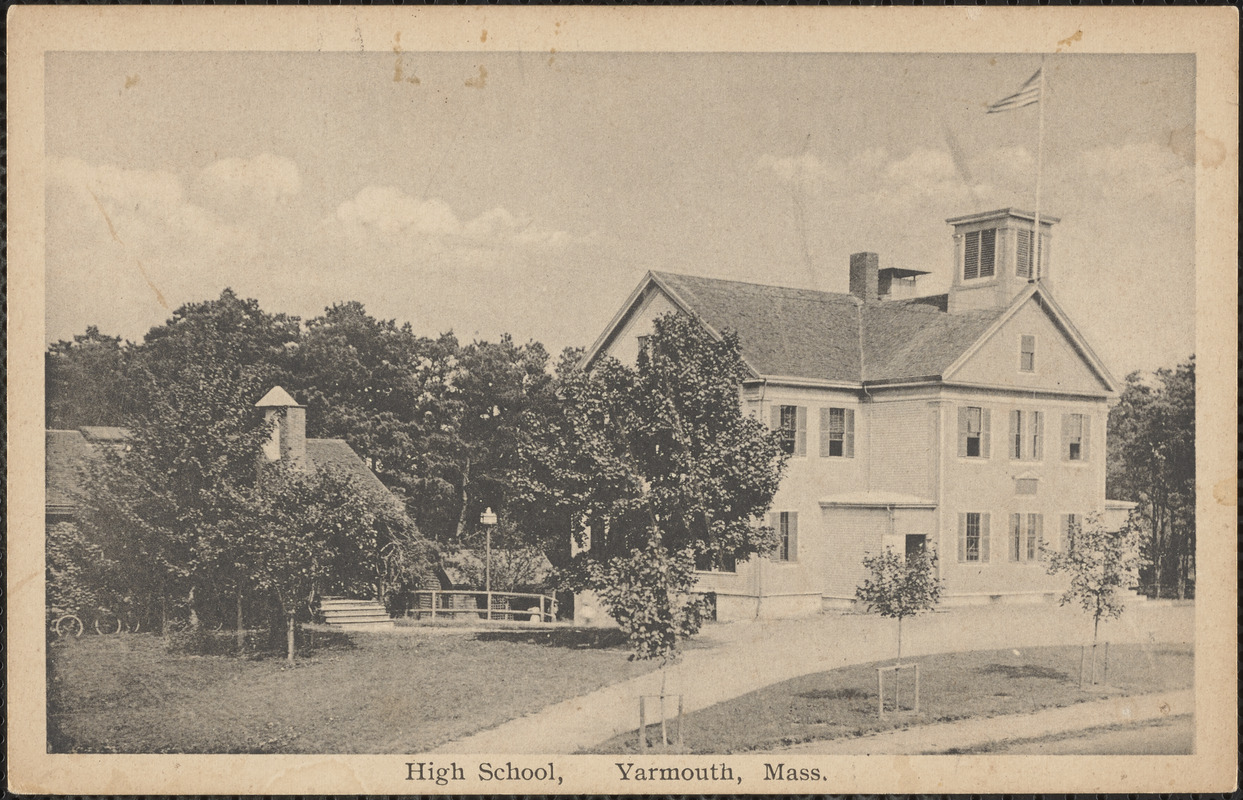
[1107,358,1195,598]
[46,326,133,428]
[519,312,788,665]
[1042,511,1142,657]
[855,546,943,664]
[292,302,432,504]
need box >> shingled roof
[646,271,1007,385]
[45,430,403,514]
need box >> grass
[588,643,1193,754]
[941,713,1195,755]
[48,626,658,754]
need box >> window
[1016,228,1050,279]
[1020,335,1036,372]
[819,407,855,458]
[772,404,807,457]
[958,512,991,563]
[958,406,991,458]
[772,511,798,562]
[636,335,649,353]
[1062,413,1091,461]
[1008,410,1043,460]
[1059,513,1081,551]
[694,550,737,573]
[1009,513,1043,561]
[963,228,997,280]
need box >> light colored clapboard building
[582,208,1134,621]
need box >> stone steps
[320,596,394,630]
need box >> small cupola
[946,208,1059,313]
[255,386,308,470]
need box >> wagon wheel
[52,615,83,638]
[95,615,124,635]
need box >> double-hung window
[1062,413,1090,461]
[771,511,798,562]
[772,405,807,457]
[819,407,855,458]
[1020,335,1037,372]
[694,549,737,573]
[1009,513,1043,562]
[958,512,991,563]
[958,405,991,458]
[963,228,997,280]
[1008,410,1043,460]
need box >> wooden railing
[408,590,558,623]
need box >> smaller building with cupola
[581,208,1133,621]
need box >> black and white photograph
[7,6,1237,795]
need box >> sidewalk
[777,689,1193,754]
[432,602,1193,754]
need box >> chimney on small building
[255,386,308,470]
[849,252,880,303]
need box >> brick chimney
[255,386,308,470]
[849,252,880,303]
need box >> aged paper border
[7,6,1238,794]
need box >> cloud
[191,153,301,219]
[334,185,570,250]
[756,152,831,186]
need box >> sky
[44,51,1195,377]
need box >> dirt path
[432,602,1193,754]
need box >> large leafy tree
[1042,511,1142,649]
[292,302,432,500]
[519,312,787,664]
[417,335,556,549]
[1107,358,1195,598]
[45,326,133,428]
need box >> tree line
[1106,358,1196,599]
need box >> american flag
[987,68,1042,114]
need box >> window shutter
[964,232,980,280]
[1059,514,1070,552]
[957,513,967,562]
[957,407,969,457]
[1082,415,1091,461]
[1016,229,1032,278]
[981,409,992,458]
[980,228,997,277]
[1039,232,1050,278]
[1061,414,1072,460]
[844,409,855,458]
[770,405,781,432]
[1032,411,1044,460]
[1031,513,1042,560]
[1009,410,1021,459]
[818,408,830,457]
[788,512,798,561]
[1009,513,1021,561]
[795,406,807,457]
[980,514,991,562]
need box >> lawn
[48,627,659,753]
[589,643,1193,754]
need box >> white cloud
[193,153,301,211]
[756,152,831,186]
[334,185,569,250]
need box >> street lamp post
[480,507,498,597]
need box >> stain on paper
[465,65,488,88]
[392,32,421,85]
[1169,124,1228,168]
[1056,30,1083,52]
[88,189,170,310]
[1212,478,1236,506]
[480,29,488,43]
[124,75,139,90]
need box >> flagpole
[1032,56,1046,281]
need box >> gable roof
[589,270,1111,392]
[45,429,404,514]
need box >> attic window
[1020,335,1036,372]
[964,229,996,281]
